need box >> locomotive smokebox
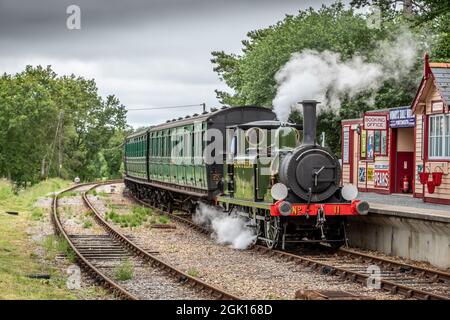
[299,100,319,146]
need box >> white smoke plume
[273,29,418,121]
[193,203,256,250]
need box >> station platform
[358,192,450,223]
[348,192,450,269]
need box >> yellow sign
[361,130,366,158]
[234,161,252,169]
[367,167,374,181]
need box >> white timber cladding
[342,164,350,184]
[413,73,450,201]
[415,115,424,194]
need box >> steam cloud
[273,29,418,121]
[193,203,256,250]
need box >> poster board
[343,127,350,164]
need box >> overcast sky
[0,0,341,127]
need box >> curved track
[52,181,240,300]
[128,186,450,300]
[52,182,137,300]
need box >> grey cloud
[0,0,339,127]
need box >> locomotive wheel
[264,216,280,249]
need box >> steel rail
[338,247,450,285]
[129,189,450,300]
[52,182,138,300]
[254,246,449,301]
[84,182,240,300]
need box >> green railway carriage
[124,130,148,180]
[124,106,277,210]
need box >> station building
[341,55,450,204]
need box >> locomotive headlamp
[341,184,358,201]
[271,183,288,200]
[278,201,292,216]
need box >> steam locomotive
[124,100,369,249]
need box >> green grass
[187,267,199,277]
[105,206,153,228]
[0,178,85,299]
[41,235,76,263]
[89,189,107,197]
[158,215,170,224]
[82,220,93,229]
[30,207,44,221]
[0,179,117,299]
[114,259,133,281]
[84,210,94,218]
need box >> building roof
[412,54,450,113]
[431,65,450,105]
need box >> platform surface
[358,192,450,223]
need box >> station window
[360,129,387,160]
[429,114,450,159]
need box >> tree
[350,0,450,23]
[211,3,428,155]
[350,0,450,61]
[0,66,128,188]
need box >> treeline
[0,66,130,188]
[211,1,449,156]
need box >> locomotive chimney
[299,100,318,145]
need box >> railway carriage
[124,102,369,249]
[124,106,276,212]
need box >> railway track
[52,182,240,300]
[127,186,450,300]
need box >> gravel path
[91,183,406,300]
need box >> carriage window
[230,135,237,157]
